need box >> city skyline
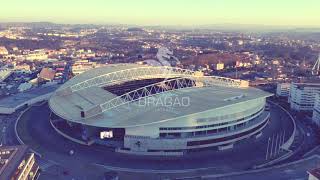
[1,3,320,178]
[1,0,320,27]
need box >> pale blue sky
[0,0,319,26]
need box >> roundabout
[13,64,300,179]
[15,100,296,179]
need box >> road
[12,102,297,179]
[0,111,21,146]
[269,100,320,164]
[204,155,320,180]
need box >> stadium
[48,63,272,156]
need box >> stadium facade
[49,64,272,156]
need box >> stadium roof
[49,64,272,128]
[0,85,59,108]
[60,63,143,88]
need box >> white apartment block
[276,83,290,97]
[312,93,320,126]
[215,62,224,70]
[71,60,101,75]
[289,83,320,111]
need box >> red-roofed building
[0,46,8,55]
[38,68,56,82]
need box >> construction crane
[312,53,320,76]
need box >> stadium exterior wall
[125,98,266,138]
[122,111,269,154]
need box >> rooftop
[49,64,271,127]
[0,145,29,180]
[0,85,59,108]
[293,83,320,89]
[39,68,56,81]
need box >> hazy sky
[0,0,319,26]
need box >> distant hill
[0,22,102,29]
[0,22,59,28]
[127,27,145,32]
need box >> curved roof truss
[57,66,195,96]
[57,66,246,96]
